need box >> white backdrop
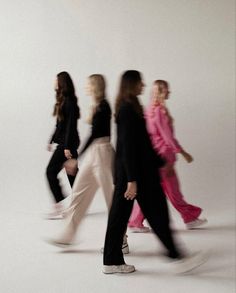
[0,0,235,215]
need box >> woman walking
[128,80,207,231]
[47,74,116,246]
[103,71,206,274]
[46,71,80,219]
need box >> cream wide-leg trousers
[58,137,114,243]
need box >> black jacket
[50,98,80,150]
[115,101,165,185]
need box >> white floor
[0,191,235,293]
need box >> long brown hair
[115,70,143,119]
[53,71,80,121]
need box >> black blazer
[50,98,80,150]
[114,100,165,185]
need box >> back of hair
[115,70,143,119]
[86,74,106,124]
[53,71,80,120]
[153,80,169,93]
[152,79,173,122]
[89,74,106,103]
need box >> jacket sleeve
[119,105,137,182]
[154,107,182,153]
[64,101,78,149]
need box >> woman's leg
[46,146,67,203]
[66,149,79,187]
[56,145,100,243]
[161,167,202,223]
[95,144,115,210]
[137,177,182,259]
[128,201,145,227]
[103,185,134,265]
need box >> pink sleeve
[154,107,182,153]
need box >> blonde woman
[47,74,115,246]
[128,80,207,231]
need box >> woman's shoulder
[119,101,135,113]
[151,104,167,116]
[145,105,169,125]
[64,96,78,107]
[98,99,111,113]
[117,102,139,123]
[101,99,111,108]
[145,104,159,114]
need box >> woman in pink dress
[128,80,207,231]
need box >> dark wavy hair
[115,70,143,119]
[53,71,80,121]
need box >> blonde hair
[153,80,169,91]
[89,74,106,103]
[151,80,169,105]
[87,74,106,124]
[152,80,173,123]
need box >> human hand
[47,144,53,152]
[64,159,78,176]
[124,182,137,200]
[64,149,72,159]
[181,151,193,163]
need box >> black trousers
[103,174,181,265]
[46,145,78,203]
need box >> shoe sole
[44,214,64,220]
[129,227,150,233]
[177,258,207,275]
[186,219,208,230]
[173,252,208,275]
[44,238,73,248]
[103,268,135,274]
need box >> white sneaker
[103,264,135,274]
[171,251,208,274]
[129,226,151,233]
[45,202,65,220]
[186,218,208,230]
[45,237,74,248]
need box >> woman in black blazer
[46,71,80,219]
[103,71,205,274]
